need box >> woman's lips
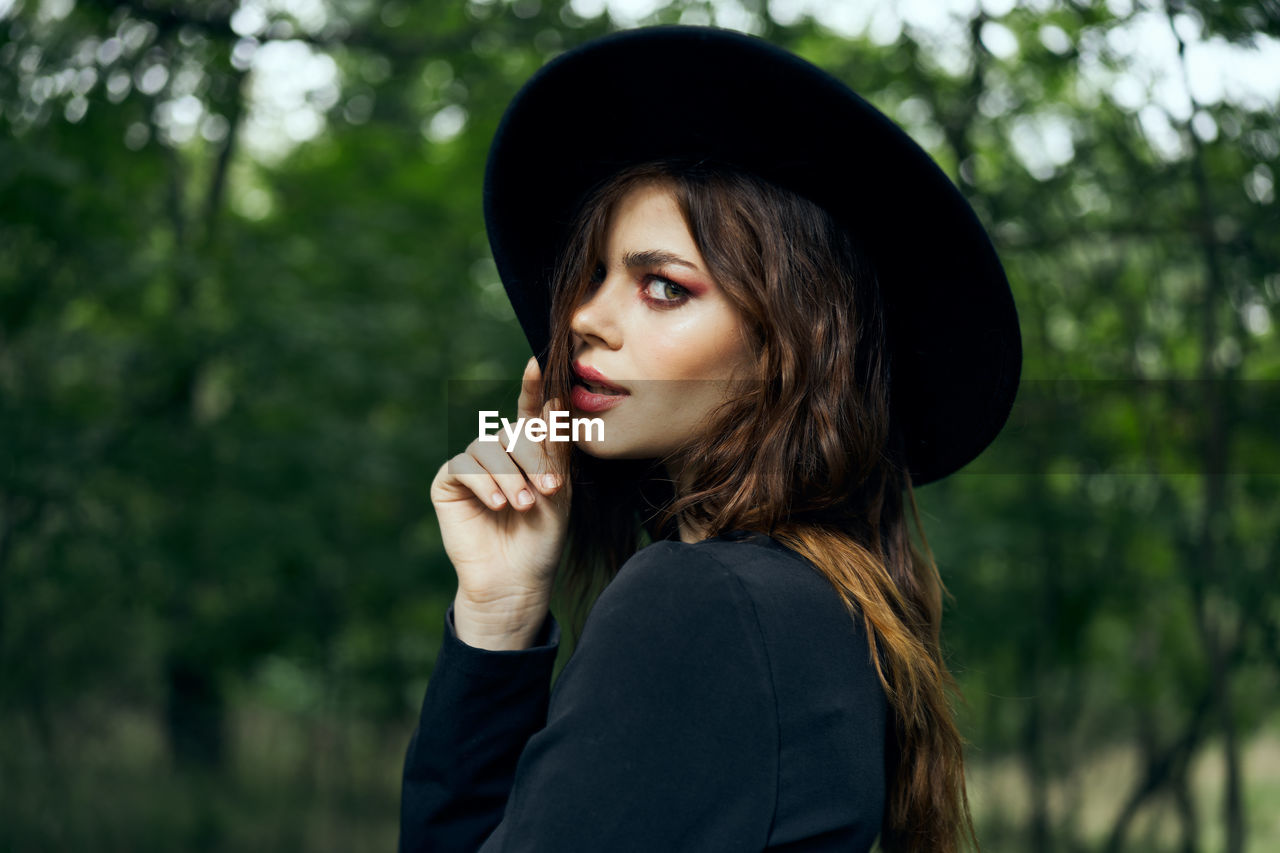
[571,382,628,413]
[572,361,629,393]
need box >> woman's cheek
[649,317,718,379]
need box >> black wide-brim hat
[483,24,1021,486]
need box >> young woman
[401,25,1021,853]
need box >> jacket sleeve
[401,540,780,853]
[399,599,561,853]
[495,541,778,851]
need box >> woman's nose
[570,275,622,349]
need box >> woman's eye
[642,276,688,304]
[589,262,606,284]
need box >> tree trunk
[164,656,225,770]
[1162,5,1246,850]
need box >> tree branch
[1102,688,1213,853]
[201,65,247,246]
[79,0,474,59]
[1163,4,1246,852]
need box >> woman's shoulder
[610,531,850,612]
[569,533,808,666]
[559,536,781,711]
[598,533,811,616]
[598,531,873,656]
[583,536,765,643]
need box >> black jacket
[399,531,887,851]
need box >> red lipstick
[572,362,629,393]
[571,384,628,413]
[571,361,629,413]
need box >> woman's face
[568,181,755,460]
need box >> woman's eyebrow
[621,249,701,272]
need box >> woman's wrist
[453,590,551,651]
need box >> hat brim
[483,24,1022,485]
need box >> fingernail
[491,491,507,507]
[517,490,534,506]
[541,473,559,490]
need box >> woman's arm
[400,540,779,852]
[406,353,570,850]
[399,602,560,852]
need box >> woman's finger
[433,454,509,511]
[509,357,566,497]
[505,395,567,496]
[516,355,544,423]
[469,437,539,511]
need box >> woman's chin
[574,438,663,460]
[574,440,628,459]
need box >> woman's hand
[430,356,571,650]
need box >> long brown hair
[538,159,978,853]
